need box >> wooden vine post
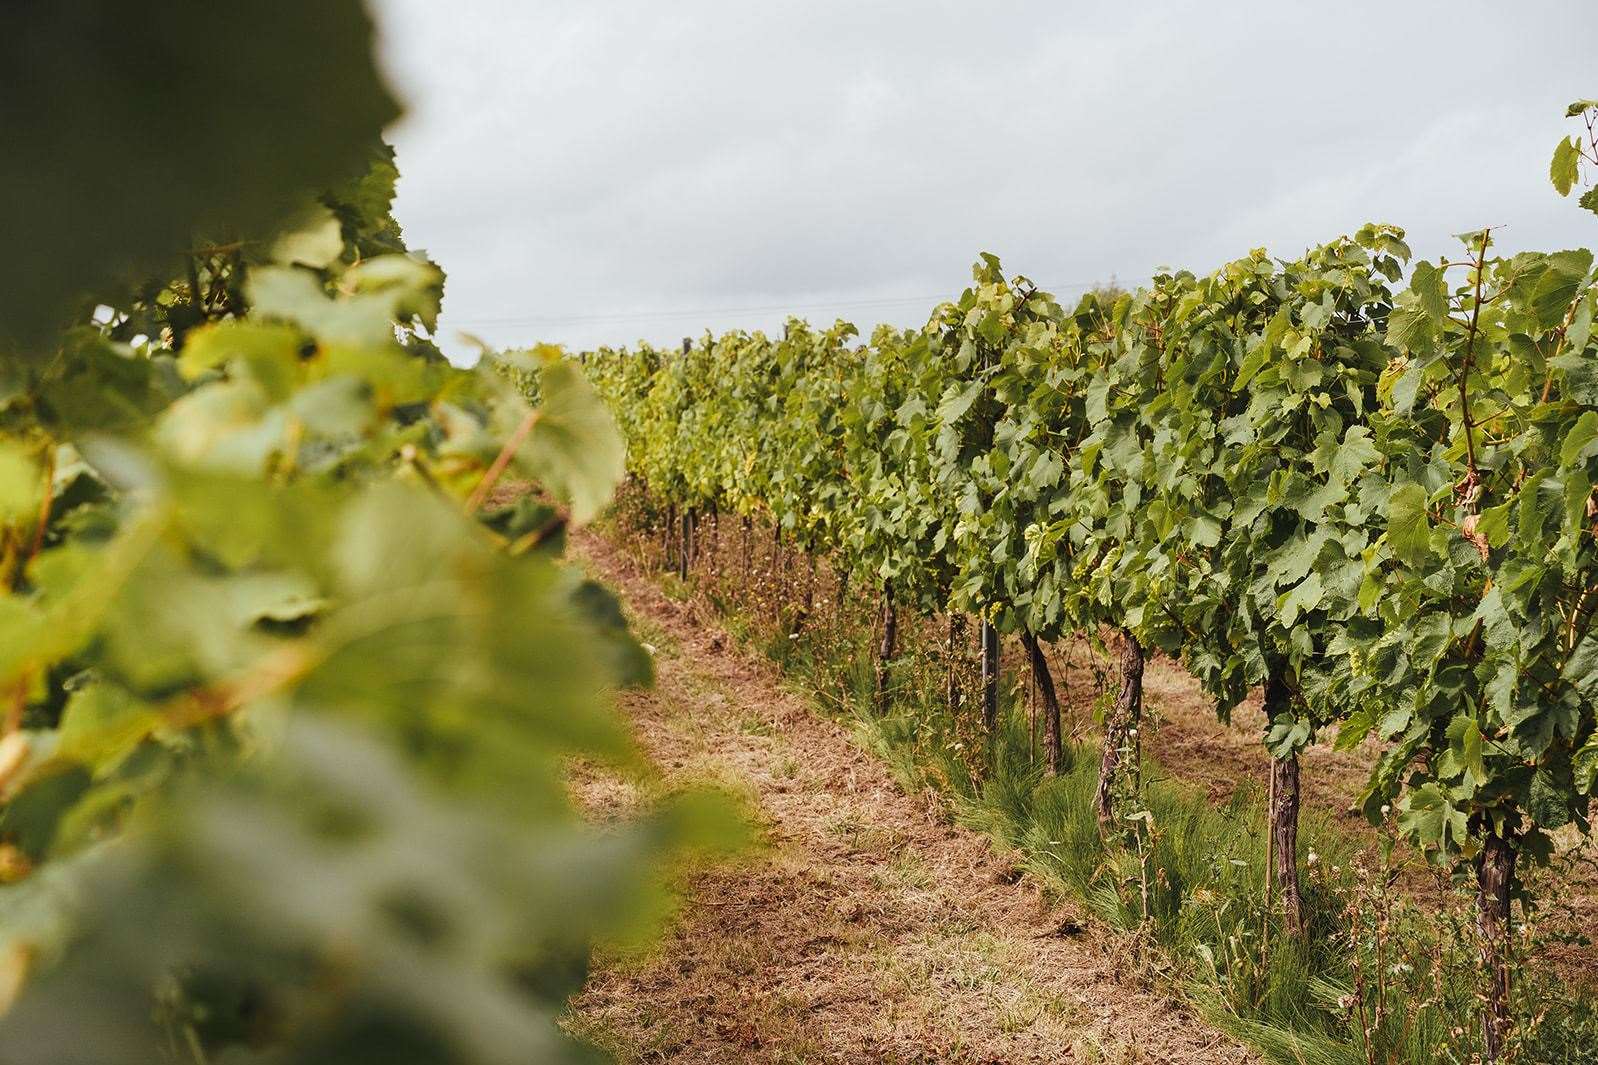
[946,613,966,714]
[1019,632,1062,774]
[979,618,1000,737]
[709,505,721,580]
[803,552,817,619]
[1454,227,1517,1062]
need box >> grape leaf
[0,0,398,349]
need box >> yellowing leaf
[1552,135,1583,197]
[0,443,42,523]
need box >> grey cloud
[374,0,1598,359]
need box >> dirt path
[565,530,1254,1065]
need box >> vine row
[583,105,1598,1058]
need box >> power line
[450,294,946,327]
[446,279,1106,329]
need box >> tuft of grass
[738,712,775,737]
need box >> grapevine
[591,111,1598,1059]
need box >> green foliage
[0,19,725,1063]
[836,325,961,612]
[1550,100,1598,216]
[593,104,1598,929]
[0,0,400,350]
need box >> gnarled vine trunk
[1095,629,1143,833]
[741,515,752,583]
[665,502,677,570]
[874,581,896,714]
[709,506,721,580]
[804,552,817,615]
[679,507,694,580]
[1477,829,1517,1061]
[1262,663,1304,938]
[1267,751,1303,937]
[788,551,818,636]
[1020,632,1061,775]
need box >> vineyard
[566,109,1598,1062]
[3,2,1598,1063]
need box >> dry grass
[562,529,1255,1064]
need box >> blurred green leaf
[0,0,398,349]
[516,361,627,525]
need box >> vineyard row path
[564,527,1255,1064]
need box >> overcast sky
[374,1,1598,360]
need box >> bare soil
[565,529,1256,1065]
[1015,637,1373,817]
